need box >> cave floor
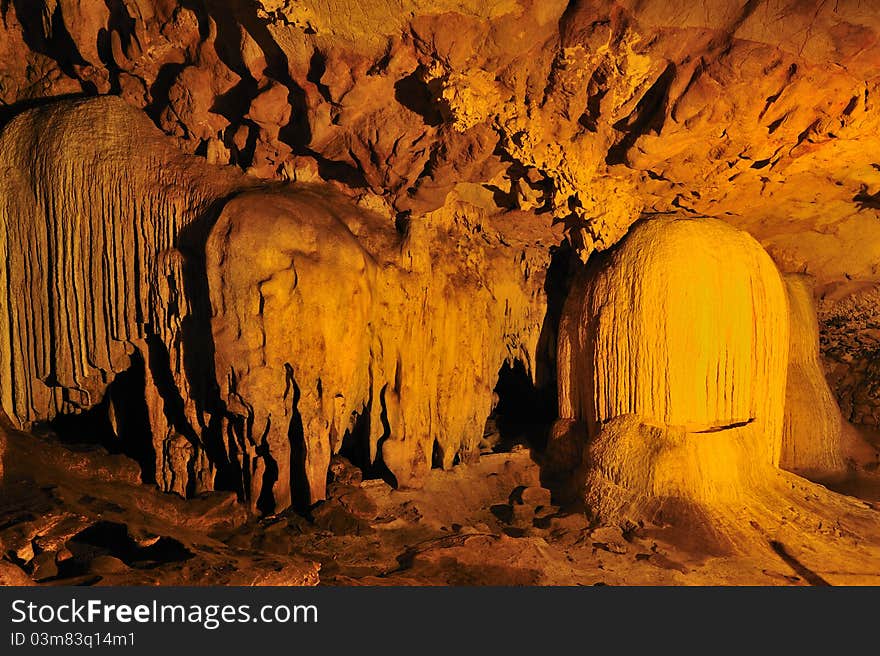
[3,424,880,586]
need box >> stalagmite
[207,190,378,510]
[557,216,791,526]
[780,274,847,479]
[3,0,880,587]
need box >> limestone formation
[4,0,880,270]
[0,95,548,513]
[557,216,791,525]
[0,95,242,495]
[3,0,880,586]
[208,191,546,507]
[780,274,847,479]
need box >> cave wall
[0,96,245,492]
[207,188,547,508]
[4,1,880,259]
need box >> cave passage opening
[483,359,556,456]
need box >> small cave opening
[480,241,573,459]
[336,409,396,487]
[36,353,156,485]
[483,360,556,456]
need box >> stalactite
[0,96,549,513]
[0,95,242,495]
[207,191,547,506]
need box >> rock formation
[780,274,847,479]
[0,94,548,513]
[556,216,791,529]
[2,0,880,585]
[0,95,243,495]
[207,188,545,508]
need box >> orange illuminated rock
[0,96,242,497]
[207,189,377,510]
[0,95,549,512]
[207,191,547,507]
[2,0,880,585]
[558,216,791,526]
[780,274,847,479]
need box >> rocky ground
[4,419,880,587]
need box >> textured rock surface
[781,274,847,478]
[559,216,789,452]
[2,0,880,583]
[0,94,548,513]
[0,95,244,495]
[552,216,880,558]
[207,188,545,507]
[2,1,879,257]
[820,286,880,427]
[3,1,880,417]
[556,216,791,529]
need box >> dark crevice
[431,439,444,469]
[11,0,94,88]
[337,406,393,484]
[484,359,556,455]
[63,521,192,575]
[42,351,156,484]
[173,196,242,495]
[578,66,608,132]
[535,240,576,397]
[694,418,755,433]
[307,49,332,104]
[144,62,188,126]
[606,63,676,165]
[312,152,370,188]
[255,420,279,515]
[394,68,443,127]
[767,116,786,134]
[287,373,311,511]
[853,185,880,211]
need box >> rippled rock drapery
[0,96,243,494]
[208,189,546,509]
[3,0,880,419]
[780,274,847,479]
[0,95,549,512]
[555,216,792,529]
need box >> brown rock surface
[2,0,880,585]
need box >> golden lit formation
[1,0,879,586]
